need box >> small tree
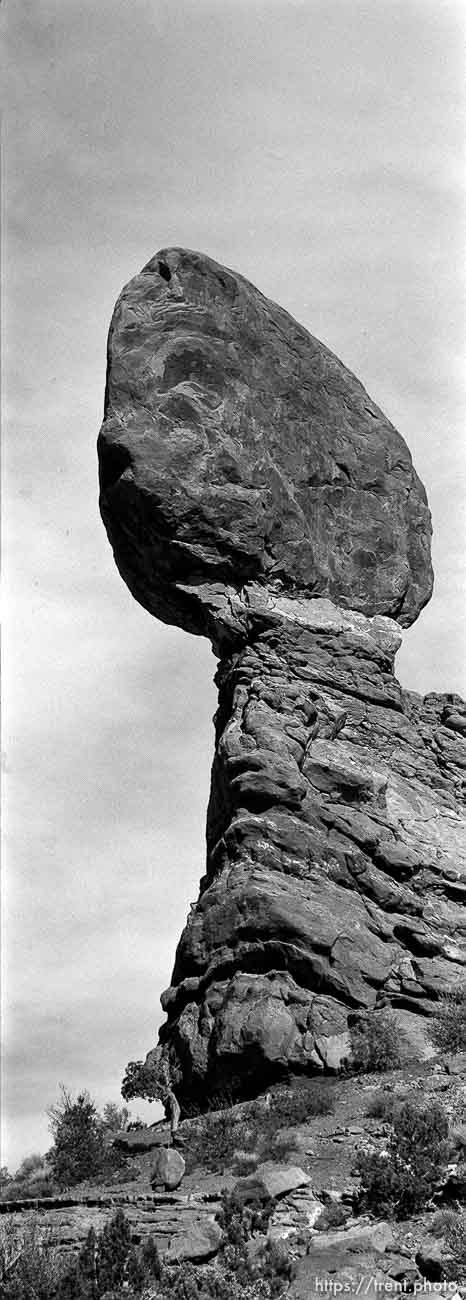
[48,1087,104,1187]
[428,986,466,1054]
[96,1209,131,1294]
[121,1059,160,1102]
[141,1235,161,1282]
[357,1098,449,1217]
[100,1104,131,1136]
[349,1011,403,1073]
[126,1246,144,1293]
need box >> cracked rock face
[98,249,464,1107]
[98,247,432,644]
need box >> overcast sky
[3,0,465,1172]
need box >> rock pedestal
[151,594,465,1104]
[97,248,465,1108]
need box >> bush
[216,1190,294,1297]
[95,1210,131,1294]
[56,1212,162,1299]
[0,1216,62,1300]
[428,986,466,1054]
[314,1201,349,1231]
[232,1151,260,1177]
[356,1098,449,1217]
[185,1112,258,1175]
[365,1091,398,1121]
[269,1079,337,1125]
[186,1078,337,1175]
[348,1011,403,1073]
[269,1132,300,1162]
[443,1211,466,1281]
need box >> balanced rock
[98,249,465,1108]
[98,247,432,646]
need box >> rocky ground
[2,1053,465,1293]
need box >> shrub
[232,1151,260,1177]
[443,1211,466,1281]
[348,1011,403,1073]
[428,986,466,1054]
[365,1091,397,1120]
[215,1190,293,1297]
[268,1079,337,1126]
[269,1132,300,1162]
[356,1098,449,1217]
[96,1209,131,1294]
[315,1201,349,1230]
[185,1112,258,1175]
[141,1234,162,1282]
[0,1216,62,1300]
[155,1262,273,1299]
[186,1078,337,1174]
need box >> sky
[2,0,465,1172]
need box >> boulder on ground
[150,1146,185,1190]
[233,1161,310,1203]
[165,1218,223,1263]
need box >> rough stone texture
[147,598,465,1105]
[97,249,464,1106]
[98,247,432,641]
[233,1162,310,1204]
[2,1067,464,1273]
[0,1192,224,1263]
[150,1146,185,1190]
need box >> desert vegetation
[356,1097,450,1217]
[184,1077,338,1175]
[347,1010,404,1074]
[0,1197,296,1300]
[428,985,466,1054]
[0,1090,139,1202]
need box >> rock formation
[98,248,465,1109]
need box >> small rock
[233,1162,310,1204]
[445,1054,466,1076]
[151,1147,185,1191]
[416,1234,454,1282]
[385,1257,421,1286]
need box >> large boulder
[98,247,432,646]
[150,1146,185,1190]
[98,250,465,1107]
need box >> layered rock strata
[151,592,465,1102]
[98,248,465,1107]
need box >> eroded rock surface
[98,247,432,641]
[150,597,465,1103]
[97,249,464,1106]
